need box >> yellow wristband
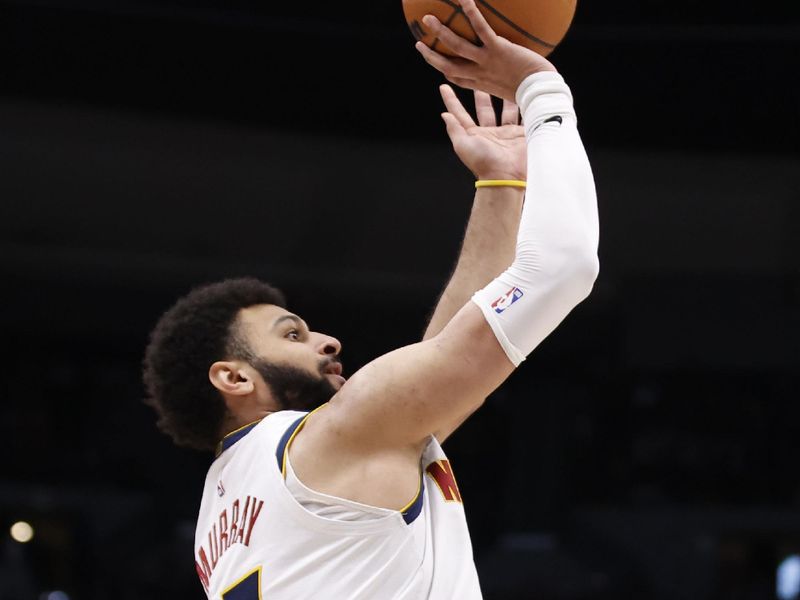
[475,179,527,189]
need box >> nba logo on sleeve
[491,286,524,314]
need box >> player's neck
[219,409,273,441]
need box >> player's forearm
[472,71,600,365]
[423,187,523,340]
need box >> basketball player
[141,0,599,597]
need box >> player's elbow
[510,241,599,304]
[552,247,600,305]
[573,251,600,298]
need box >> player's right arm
[292,0,599,502]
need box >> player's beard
[249,357,339,412]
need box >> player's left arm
[423,85,526,443]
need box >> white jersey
[193,408,483,599]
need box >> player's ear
[209,361,255,396]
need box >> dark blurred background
[1,0,799,598]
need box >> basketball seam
[476,0,557,48]
[433,0,460,9]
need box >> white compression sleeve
[471,71,600,366]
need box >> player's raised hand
[414,0,557,102]
[439,84,526,181]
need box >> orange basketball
[402,0,577,57]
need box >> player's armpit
[306,301,515,454]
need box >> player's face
[236,304,345,410]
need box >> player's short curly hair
[142,277,287,451]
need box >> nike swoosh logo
[533,115,563,132]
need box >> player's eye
[286,330,300,341]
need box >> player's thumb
[441,112,464,140]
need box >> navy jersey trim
[275,414,307,472]
[215,420,262,458]
[401,475,425,524]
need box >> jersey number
[222,567,262,600]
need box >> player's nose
[314,333,341,357]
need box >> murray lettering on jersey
[195,494,264,592]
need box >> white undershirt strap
[284,447,395,522]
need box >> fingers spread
[500,99,520,125]
[440,85,476,128]
[421,14,481,63]
[415,41,455,76]
[474,90,496,127]
[456,0,496,46]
